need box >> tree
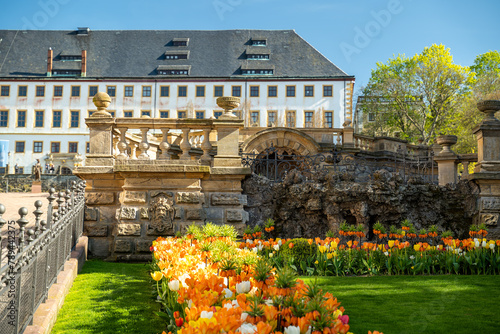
[444,51,500,153]
[361,44,473,146]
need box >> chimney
[47,48,53,77]
[81,50,87,77]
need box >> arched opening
[61,167,73,175]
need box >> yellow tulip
[414,244,421,251]
[151,271,162,281]
[388,240,395,248]
[327,252,333,259]
[331,241,338,250]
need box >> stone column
[213,97,244,167]
[467,100,500,238]
[85,92,115,167]
[434,135,459,186]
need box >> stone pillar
[342,119,354,148]
[466,100,500,238]
[434,135,459,186]
[85,92,115,167]
[213,97,244,167]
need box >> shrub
[282,238,318,274]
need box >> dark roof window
[251,39,267,46]
[172,38,189,46]
[164,50,189,60]
[242,69,273,75]
[247,54,270,60]
[60,55,82,61]
[52,69,81,76]
[76,27,90,36]
[157,65,190,75]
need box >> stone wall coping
[210,167,252,175]
[23,236,88,334]
[465,172,500,181]
[114,164,210,173]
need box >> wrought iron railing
[0,181,85,334]
[242,145,437,184]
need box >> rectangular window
[17,110,26,127]
[214,86,223,97]
[15,167,24,174]
[305,85,314,97]
[53,85,63,97]
[36,86,45,97]
[33,141,43,153]
[286,86,295,97]
[268,111,276,127]
[88,111,94,117]
[251,39,266,46]
[109,111,115,117]
[53,110,62,127]
[232,86,241,97]
[324,111,333,128]
[250,86,259,97]
[70,110,79,127]
[286,111,296,127]
[124,86,134,97]
[107,86,116,97]
[368,113,376,122]
[15,141,25,153]
[268,86,277,97]
[51,142,60,153]
[250,111,259,125]
[178,111,186,118]
[86,142,90,153]
[141,110,151,117]
[195,111,204,119]
[71,86,80,97]
[304,111,314,128]
[89,86,98,97]
[213,111,223,119]
[18,86,27,97]
[323,85,333,97]
[35,110,44,127]
[160,111,169,118]
[160,86,170,97]
[0,110,8,127]
[68,142,78,153]
[124,111,133,117]
[178,86,187,97]
[1,86,10,96]
[196,86,205,97]
[142,86,152,97]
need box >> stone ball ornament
[92,92,113,117]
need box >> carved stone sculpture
[148,195,175,235]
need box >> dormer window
[247,54,269,60]
[251,39,267,46]
[60,55,82,61]
[164,50,189,60]
[76,27,90,36]
[52,69,81,76]
[157,65,190,75]
[172,38,189,46]
[241,69,273,75]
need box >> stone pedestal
[31,181,42,193]
[434,135,459,186]
[213,120,244,167]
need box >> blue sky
[2,0,499,91]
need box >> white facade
[0,78,353,174]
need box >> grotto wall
[243,170,480,240]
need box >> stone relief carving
[148,194,175,235]
[481,213,499,226]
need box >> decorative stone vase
[436,135,457,154]
[92,92,112,117]
[216,96,240,119]
[477,100,500,122]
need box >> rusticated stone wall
[243,170,480,239]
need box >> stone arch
[241,128,321,156]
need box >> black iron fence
[242,145,437,184]
[0,181,85,334]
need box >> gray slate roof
[0,29,352,79]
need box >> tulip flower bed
[150,223,370,334]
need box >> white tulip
[241,312,248,321]
[482,240,487,248]
[269,253,274,258]
[168,279,179,291]
[237,323,256,333]
[236,281,251,294]
[273,244,280,251]
[200,310,213,319]
[489,243,495,250]
[284,325,301,334]
[224,288,233,299]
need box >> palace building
[0,28,354,174]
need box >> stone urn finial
[92,92,112,117]
[477,100,500,123]
[436,135,457,154]
[342,119,352,128]
[216,96,240,119]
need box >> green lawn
[303,275,500,334]
[51,260,164,334]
